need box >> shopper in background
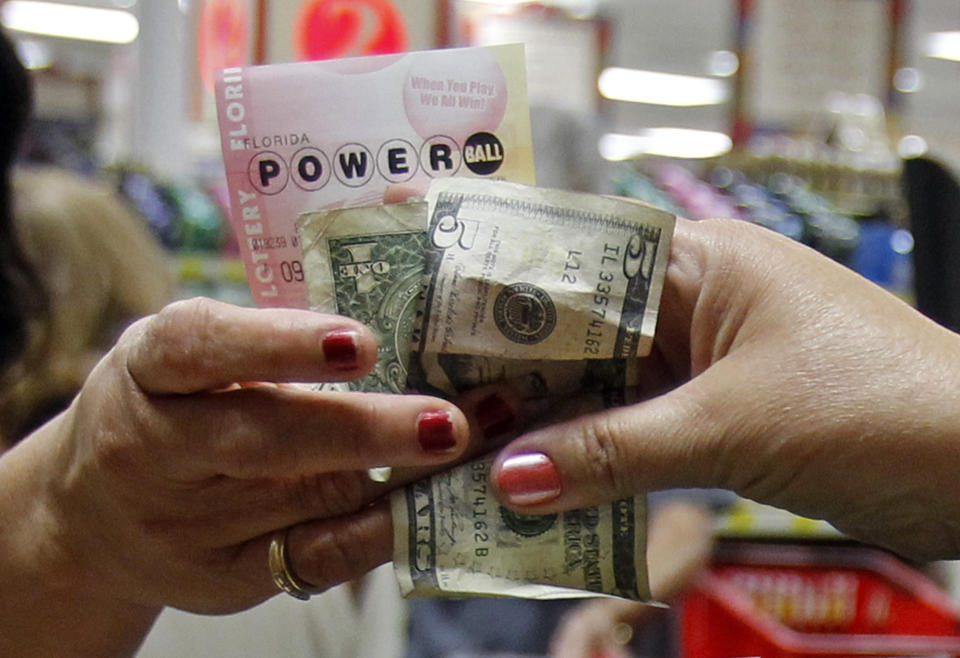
[0,167,176,442]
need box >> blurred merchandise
[654,164,742,222]
[105,164,248,304]
[174,253,251,306]
[851,221,914,298]
[613,168,685,218]
[714,498,844,542]
[164,180,226,252]
[767,172,861,264]
[680,541,960,657]
[615,144,914,302]
[112,167,181,248]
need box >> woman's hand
[0,297,506,655]
[491,217,960,562]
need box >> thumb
[489,361,744,513]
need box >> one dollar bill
[297,201,427,482]
[297,201,427,393]
[391,455,650,600]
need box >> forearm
[0,422,161,656]
[0,581,158,657]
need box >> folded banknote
[297,178,675,600]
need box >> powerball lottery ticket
[215,44,535,309]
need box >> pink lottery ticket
[215,44,535,309]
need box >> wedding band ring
[268,528,316,601]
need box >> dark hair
[0,29,45,373]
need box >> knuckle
[340,396,387,464]
[84,382,156,476]
[139,298,224,384]
[299,521,379,591]
[213,404,261,474]
[575,414,629,496]
[285,471,367,518]
[90,422,141,475]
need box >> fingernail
[475,394,516,441]
[497,453,561,506]
[418,410,457,453]
[322,330,359,370]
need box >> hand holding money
[297,178,676,601]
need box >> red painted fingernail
[497,453,561,506]
[418,411,457,453]
[322,330,359,371]
[475,394,516,441]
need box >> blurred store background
[3,0,957,308]
[4,1,960,655]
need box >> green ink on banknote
[328,231,427,393]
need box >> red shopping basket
[679,541,960,657]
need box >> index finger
[123,298,378,395]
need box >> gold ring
[268,528,317,601]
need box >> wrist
[0,422,161,656]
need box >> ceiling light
[893,67,922,93]
[891,229,914,255]
[708,50,739,77]
[599,128,732,161]
[14,38,52,69]
[925,31,960,62]
[598,67,729,106]
[897,135,928,158]
[1,1,140,44]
